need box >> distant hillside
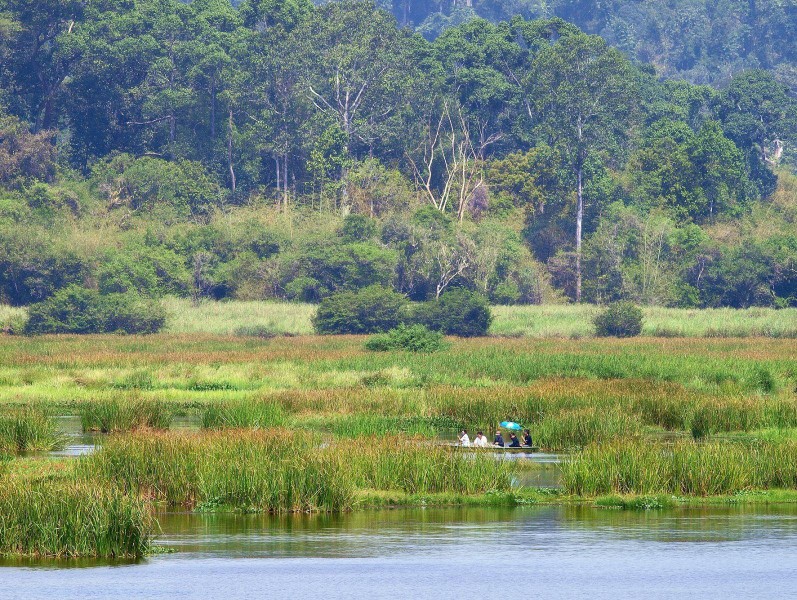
[387,0,797,87]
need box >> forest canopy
[0,0,796,310]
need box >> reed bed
[561,440,797,496]
[332,436,515,494]
[80,430,513,511]
[291,414,445,438]
[0,410,64,453]
[79,398,172,432]
[201,400,287,428]
[533,408,643,451]
[81,430,352,512]
[0,479,151,558]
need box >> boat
[448,444,540,453]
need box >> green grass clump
[81,430,351,512]
[80,430,513,511]
[595,494,677,510]
[201,400,287,429]
[562,440,797,496]
[330,436,515,495]
[79,398,172,432]
[533,408,643,451]
[0,480,151,558]
[0,410,65,453]
[365,324,449,353]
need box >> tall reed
[0,410,65,453]
[79,398,172,432]
[329,436,515,494]
[201,400,287,429]
[533,408,643,451]
[561,440,797,496]
[80,430,514,510]
[0,479,151,558]
[81,430,351,512]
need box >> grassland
[6,299,796,338]
[1,332,796,557]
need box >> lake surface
[3,504,796,600]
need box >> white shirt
[472,435,488,447]
[459,433,471,447]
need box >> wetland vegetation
[1,333,796,558]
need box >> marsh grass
[162,298,314,335]
[201,400,287,429]
[80,430,514,511]
[303,414,458,438]
[492,305,797,338]
[0,410,65,453]
[533,408,643,451]
[562,440,797,496]
[79,398,172,432]
[0,479,151,558]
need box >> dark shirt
[524,434,533,446]
[509,436,520,448]
[494,434,504,447]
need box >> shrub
[102,293,166,334]
[313,285,407,334]
[24,286,105,334]
[593,301,644,338]
[24,285,165,335]
[414,288,492,337]
[341,214,377,242]
[365,324,449,352]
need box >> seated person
[523,429,533,447]
[473,431,489,447]
[459,429,471,447]
[493,430,504,447]
[508,433,521,448]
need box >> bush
[313,285,407,334]
[24,285,165,335]
[102,293,166,334]
[593,301,644,337]
[413,288,492,337]
[365,324,449,352]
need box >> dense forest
[1,0,796,313]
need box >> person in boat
[508,433,521,448]
[459,429,471,447]
[523,429,533,447]
[473,431,489,447]
[493,430,504,447]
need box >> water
[3,505,796,599]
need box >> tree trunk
[575,165,583,303]
[210,79,216,139]
[283,152,289,209]
[228,111,236,193]
[275,157,281,208]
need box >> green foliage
[593,301,644,337]
[91,155,224,216]
[365,324,449,352]
[414,288,493,337]
[24,285,166,335]
[313,285,407,334]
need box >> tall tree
[529,32,638,301]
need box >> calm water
[2,505,796,599]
